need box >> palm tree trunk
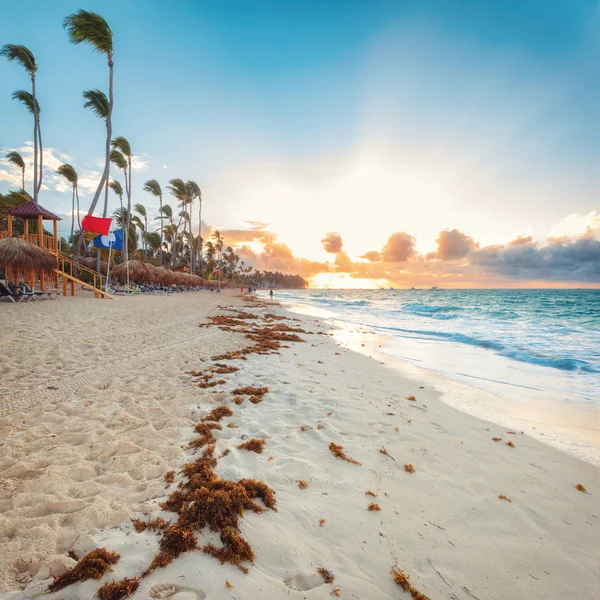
[71,186,75,242]
[75,184,81,230]
[31,75,38,203]
[144,214,148,260]
[197,196,202,271]
[159,194,164,266]
[74,53,113,260]
[21,166,25,190]
[36,118,43,197]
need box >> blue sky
[1,0,598,274]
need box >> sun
[309,272,390,289]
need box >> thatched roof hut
[112,260,152,282]
[0,232,57,271]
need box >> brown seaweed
[329,442,361,465]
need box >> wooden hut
[1,202,61,291]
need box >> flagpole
[105,225,113,293]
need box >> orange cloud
[321,232,343,253]
[429,229,478,260]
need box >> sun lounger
[19,282,57,300]
[8,282,38,301]
[0,282,22,302]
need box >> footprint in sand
[284,573,325,591]
[147,583,206,599]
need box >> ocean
[266,288,600,462]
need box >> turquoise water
[270,289,600,407]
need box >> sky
[1,0,599,288]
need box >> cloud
[381,232,417,262]
[429,229,478,260]
[0,143,101,195]
[321,232,343,253]
[214,227,277,246]
[548,211,600,241]
[470,236,600,282]
[131,153,149,171]
[237,240,329,278]
[360,250,381,262]
[245,221,269,230]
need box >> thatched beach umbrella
[112,259,152,282]
[0,231,57,271]
[80,256,108,274]
[156,266,173,285]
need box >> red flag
[82,215,112,235]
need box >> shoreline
[276,296,600,466]
[1,293,598,599]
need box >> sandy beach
[0,292,598,600]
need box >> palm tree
[133,203,148,260]
[56,164,79,242]
[143,179,163,265]
[187,180,201,272]
[111,137,133,266]
[64,10,113,256]
[166,179,193,268]
[108,179,124,213]
[10,91,42,199]
[1,44,41,202]
[5,151,25,189]
[145,231,161,260]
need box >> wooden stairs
[55,253,114,299]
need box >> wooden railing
[58,253,107,292]
[0,230,58,251]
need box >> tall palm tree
[10,91,42,197]
[143,179,163,265]
[1,44,41,202]
[83,89,110,226]
[187,180,201,272]
[5,151,25,189]
[110,153,128,263]
[56,164,79,242]
[64,10,113,256]
[111,137,133,265]
[133,203,148,259]
[166,179,193,268]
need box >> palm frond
[187,180,201,199]
[63,10,113,55]
[111,136,131,157]
[167,178,189,202]
[131,215,143,230]
[133,203,147,217]
[56,163,78,184]
[143,179,162,197]
[11,89,40,114]
[6,151,25,171]
[83,89,109,119]
[0,189,32,215]
[108,179,123,197]
[155,204,173,220]
[110,149,127,170]
[0,44,37,75]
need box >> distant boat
[410,286,417,290]
[431,286,439,290]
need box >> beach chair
[19,282,57,300]
[8,282,37,301]
[0,282,22,302]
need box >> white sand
[1,294,598,600]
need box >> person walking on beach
[269,288,274,299]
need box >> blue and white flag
[93,229,124,250]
